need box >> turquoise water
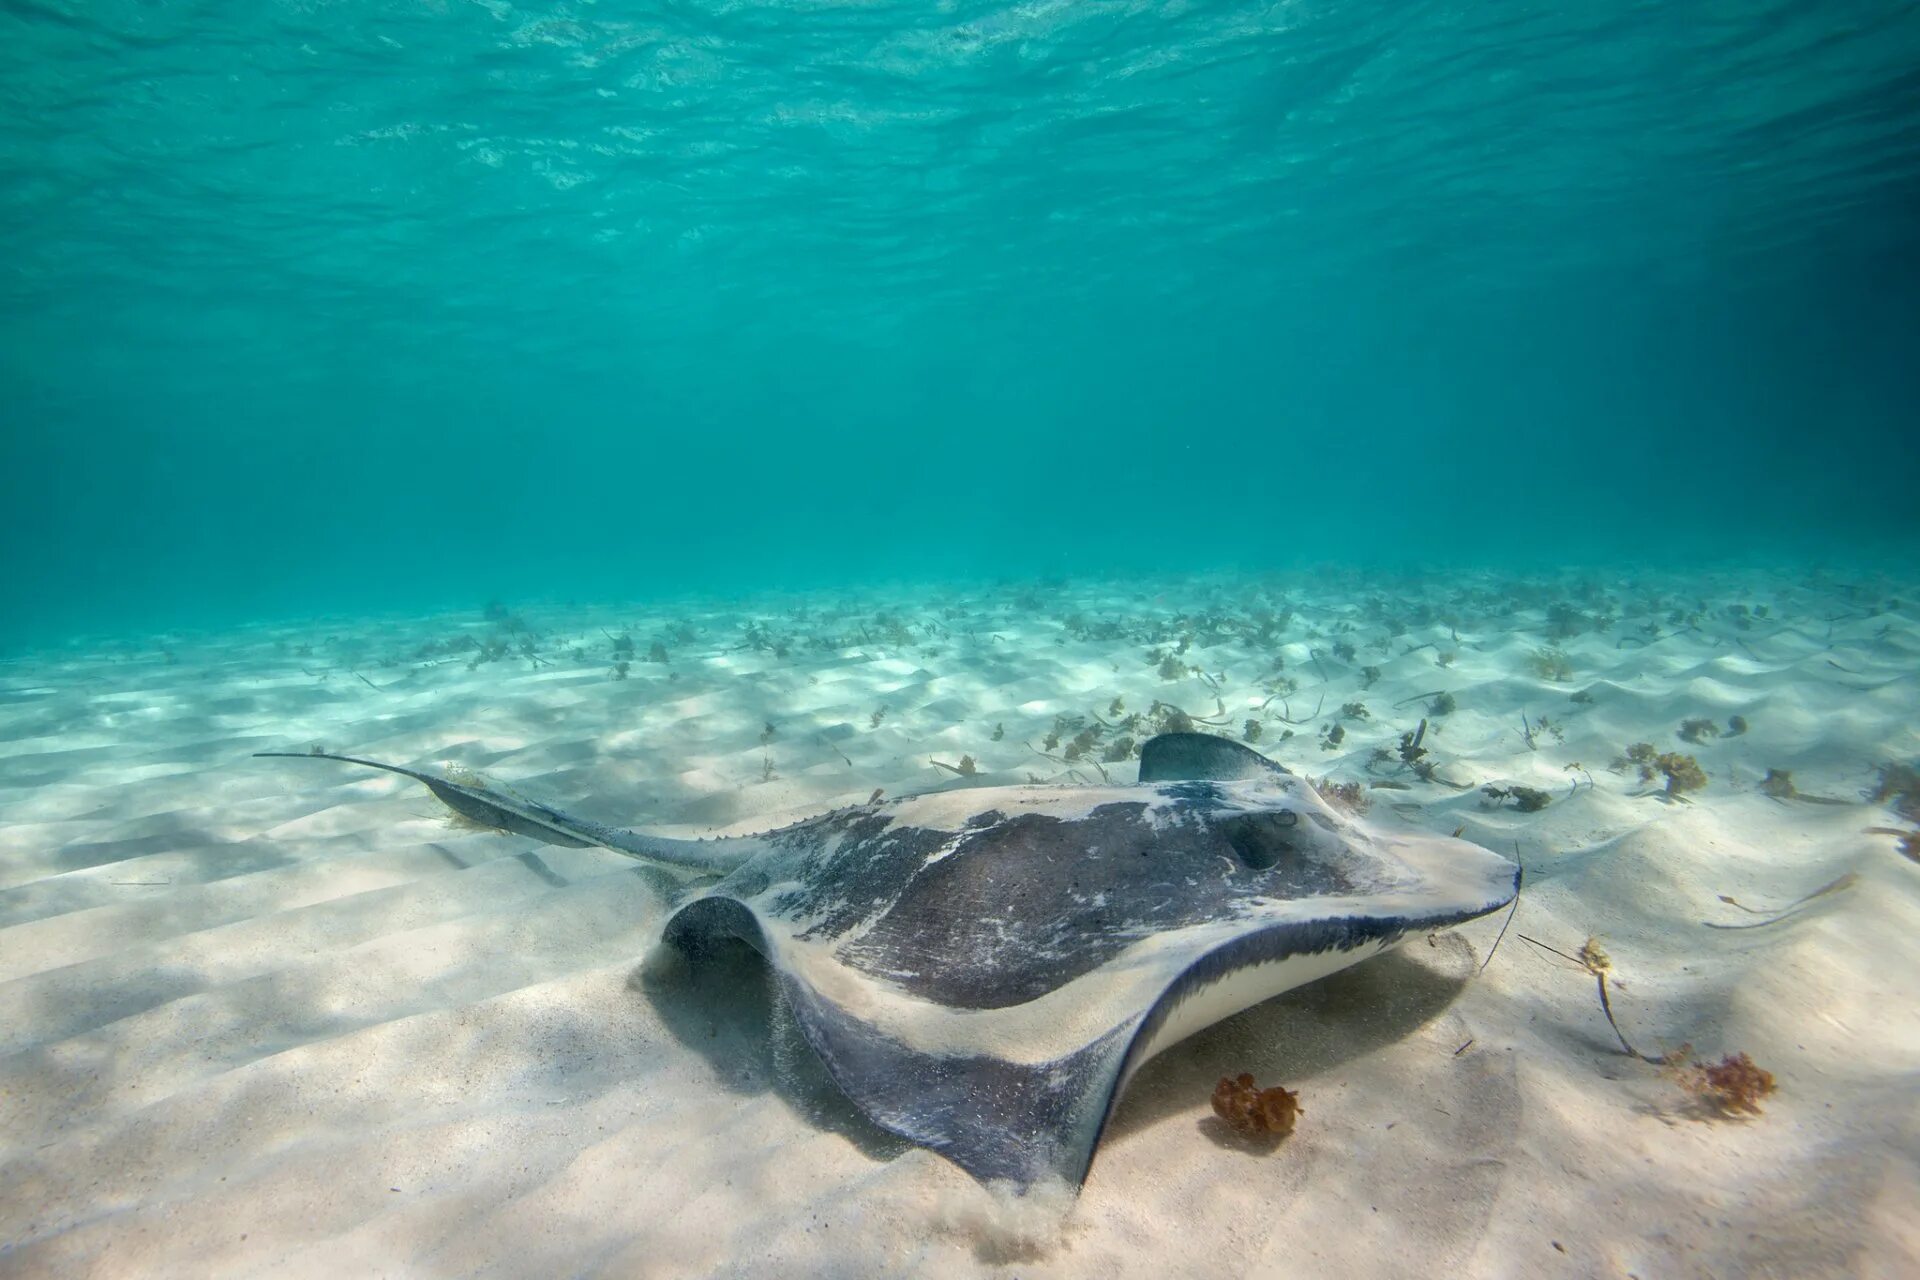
[3,0,1918,644]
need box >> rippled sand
[3,570,1915,1278]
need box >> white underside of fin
[1127,935,1400,1074]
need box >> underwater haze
[9,5,1920,1273]
[4,0,1920,642]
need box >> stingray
[256,734,1517,1189]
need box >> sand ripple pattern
[1,569,1917,1276]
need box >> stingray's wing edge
[659,867,1519,1192]
[660,893,1128,1186]
[1076,869,1520,1181]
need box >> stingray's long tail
[254,752,755,875]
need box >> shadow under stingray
[630,930,1481,1182]
[1107,934,1480,1150]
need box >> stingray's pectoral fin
[786,989,1134,1190]
[1138,732,1293,781]
[661,896,1133,1190]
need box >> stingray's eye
[1219,810,1300,871]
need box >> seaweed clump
[1611,742,1658,773]
[1528,647,1575,682]
[1678,717,1722,745]
[1152,702,1196,735]
[1482,784,1552,813]
[1666,1051,1777,1117]
[1869,761,1920,822]
[1652,752,1708,796]
[1061,724,1101,763]
[1531,934,1778,1119]
[1615,743,1706,796]
[1867,761,1920,860]
[1311,776,1369,813]
[1211,1073,1302,1139]
[1397,719,1434,780]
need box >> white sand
[2,571,1916,1278]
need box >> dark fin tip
[1138,733,1292,782]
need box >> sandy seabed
[2,568,1917,1279]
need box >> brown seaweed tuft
[1678,717,1721,745]
[1312,776,1369,813]
[1653,752,1708,795]
[1482,783,1552,812]
[1866,761,1920,858]
[1666,1050,1777,1117]
[1211,1073,1302,1139]
[1870,761,1920,823]
[1528,647,1575,681]
[1613,745,1706,795]
[929,755,979,777]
